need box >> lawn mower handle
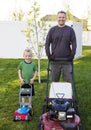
[46,59,80,115]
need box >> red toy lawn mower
[13,84,33,121]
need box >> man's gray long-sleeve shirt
[45,25,77,60]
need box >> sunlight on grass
[0,86,6,92]
[7,79,20,87]
[0,68,4,71]
[74,60,81,65]
[40,70,47,76]
[82,48,91,57]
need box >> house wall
[82,31,91,46]
[0,21,27,58]
[0,21,83,59]
[71,22,83,59]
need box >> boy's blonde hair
[23,48,32,56]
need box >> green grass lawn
[0,46,91,130]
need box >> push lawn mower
[13,84,33,121]
[38,60,82,130]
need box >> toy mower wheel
[13,116,19,121]
[29,108,33,116]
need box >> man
[45,11,77,83]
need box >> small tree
[22,1,48,83]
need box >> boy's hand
[20,78,25,85]
[30,78,34,84]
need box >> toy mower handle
[21,84,32,88]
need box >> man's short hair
[57,10,66,15]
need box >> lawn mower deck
[39,112,81,130]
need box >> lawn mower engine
[49,99,75,121]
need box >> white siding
[0,21,83,59]
[83,31,91,46]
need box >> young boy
[18,48,37,108]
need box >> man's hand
[48,54,55,61]
[68,54,74,61]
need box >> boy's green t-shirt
[18,61,37,84]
